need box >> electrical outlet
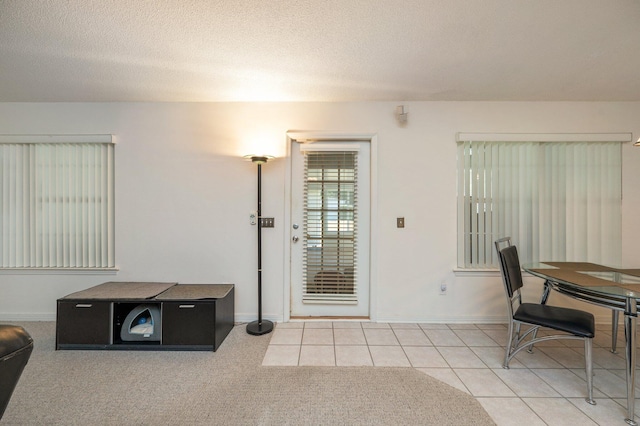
[249,212,257,225]
[439,282,447,295]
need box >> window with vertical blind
[303,149,358,303]
[457,133,627,269]
[0,135,115,270]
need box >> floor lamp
[246,155,274,335]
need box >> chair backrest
[494,237,525,299]
[0,325,33,419]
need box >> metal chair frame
[494,237,595,405]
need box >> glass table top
[523,262,640,300]
[579,270,640,285]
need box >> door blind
[0,142,115,269]
[303,151,358,304]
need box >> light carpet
[2,322,495,425]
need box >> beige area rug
[3,322,495,425]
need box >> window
[457,133,627,269]
[303,150,358,302]
[0,135,115,269]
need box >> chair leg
[503,320,515,369]
[527,327,537,353]
[585,337,596,405]
[517,323,536,354]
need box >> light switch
[397,217,405,228]
[260,217,275,228]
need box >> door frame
[283,131,379,322]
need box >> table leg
[624,299,637,426]
[612,310,619,353]
[526,281,553,354]
[540,281,551,304]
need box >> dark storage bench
[56,282,234,351]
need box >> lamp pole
[246,156,274,335]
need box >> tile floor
[262,321,639,426]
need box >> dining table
[523,261,640,426]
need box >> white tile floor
[262,321,639,426]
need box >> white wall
[1,101,639,324]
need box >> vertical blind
[457,139,622,268]
[0,141,115,269]
[303,150,358,304]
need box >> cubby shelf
[56,282,234,351]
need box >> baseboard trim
[0,312,620,325]
[0,313,56,321]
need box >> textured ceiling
[1,0,639,102]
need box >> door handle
[292,235,299,243]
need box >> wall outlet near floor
[439,282,447,295]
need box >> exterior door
[290,140,370,317]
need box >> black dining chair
[494,237,596,405]
[0,324,34,418]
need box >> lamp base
[246,320,274,336]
